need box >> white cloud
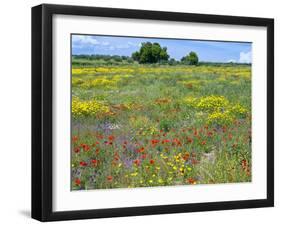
[128,41,139,47]
[72,35,142,52]
[72,35,99,46]
[116,44,130,49]
[115,41,139,49]
[101,41,110,46]
[239,51,252,63]
[227,59,236,63]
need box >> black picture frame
[32,3,274,222]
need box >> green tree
[132,42,169,64]
[159,47,169,62]
[181,51,199,65]
[132,51,140,61]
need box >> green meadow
[71,63,252,190]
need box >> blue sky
[72,34,252,63]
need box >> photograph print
[71,34,252,190]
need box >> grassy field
[71,64,251,190]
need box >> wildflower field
[71,64,251,190]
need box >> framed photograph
[32,4,274,221]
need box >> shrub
[181,51,199,65]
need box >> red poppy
[201,140,206,145]
[137,147,145,153]
[150,159,155,165]
[74,147,80,153]
[172,138,182,146]
[141,154,147,159]
[91,159,98,167]
[228,133,233,140]
[75,178,81,186]
[107,175,113,182]
[113,156,119,161]
[114,156,119,161]
[79,161,87,167]
[162,139,170,144]
[151,139,160,147]
[187,137,193,144]
[182,152,190,161]
[108,135,115,141]
[113,152,120,160]
[81,143,90,152]
[96,134,104,139]
[95,148,100,154]
[207,131,213,137]
[187,177,196,184]
[72,136,78,142]
[133,159,140,166]
[241,159,247,169]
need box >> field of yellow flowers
[71,64,251,190]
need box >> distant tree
[168,58,177,65]
[126,58,134,64]
[181,51,199,65]
[132,42,169,64]
[103,57,111,62]
[110,55,121,62]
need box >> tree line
[73,42,200,66]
